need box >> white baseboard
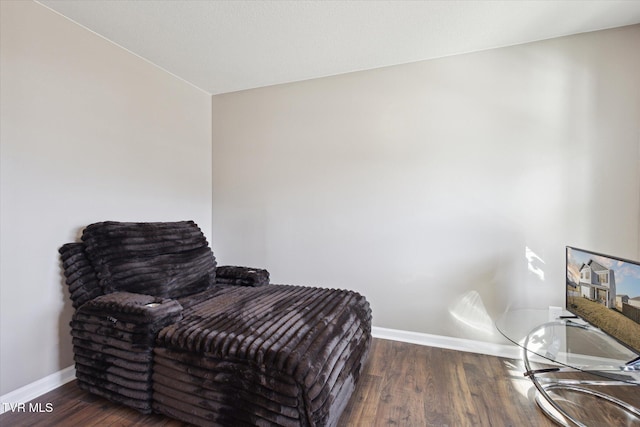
[0,366,76,415]
[0,329,518,414]
[372,326,521,359]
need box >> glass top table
[496,309,640,427]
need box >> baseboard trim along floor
[372,326,520,359]
[0,366,76,414]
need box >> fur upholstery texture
[215,265,270,287]
[59,221,372,426]
[59,243,102,308]
[82,220,217,298]
[154,284,371,426]
[71,292,183,412]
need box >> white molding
[0,366,76,414]
[372,326,521,359]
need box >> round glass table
[496,309,640,427]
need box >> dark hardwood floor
[0,338,582,426]
[339,339,556,426]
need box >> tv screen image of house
[566,246,640,355]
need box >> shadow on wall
[57,226,85,370]
[57,261,74,369]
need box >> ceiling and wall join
[38,0,640,95]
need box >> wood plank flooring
[339,339,555,426]
[0,338,571,426]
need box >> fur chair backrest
[60,221,217,303]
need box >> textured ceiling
[38,0,640,95]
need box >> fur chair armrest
[215,266,270,287]
[70,292,183,413]
[73,292,183,340]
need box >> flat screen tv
[566,246,640,357]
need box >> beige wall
[0,1,212,394]
[212,25,640,343]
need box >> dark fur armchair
[59,221,372,426]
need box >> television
[566,246,640,358]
